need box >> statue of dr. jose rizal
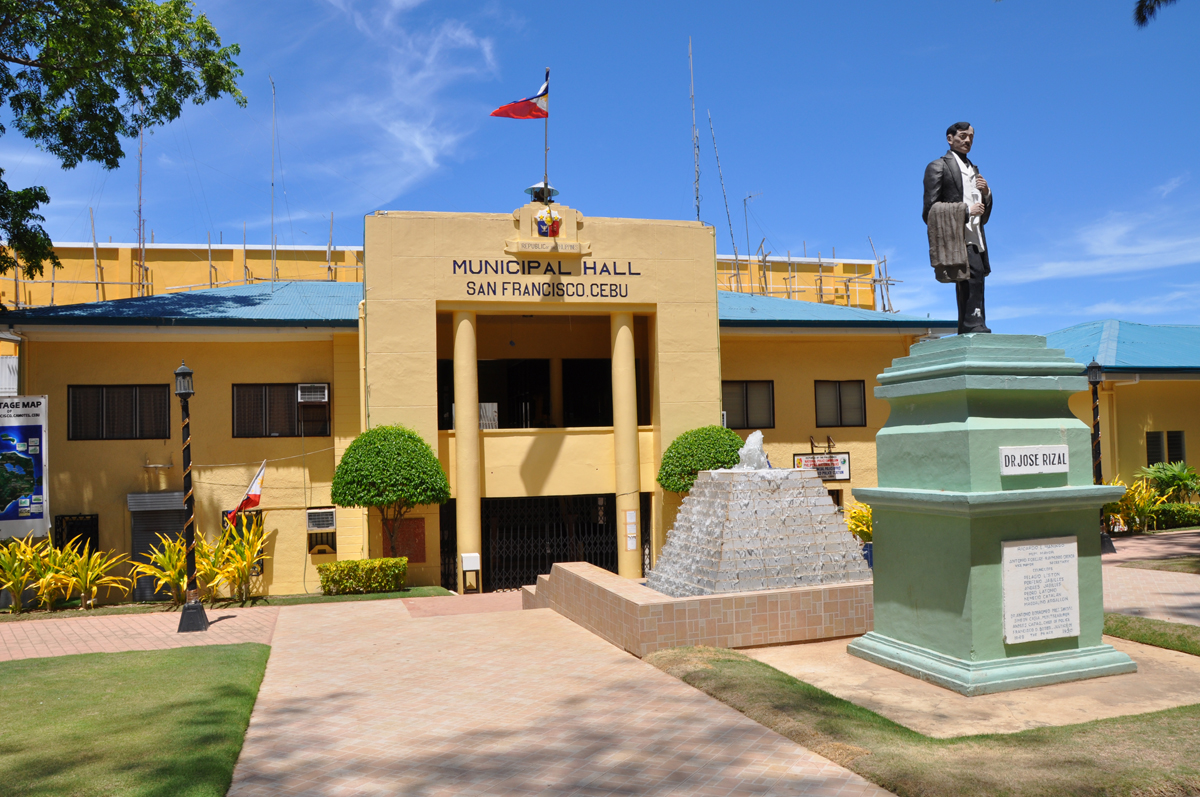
[923,122,992,334]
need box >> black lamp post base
[178,600,210,633]
[1101,531,1117,555]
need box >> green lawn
[1104,612,1200,657]
[0,585,453,623]
[1118,555,1200,575]
[0,644,269,797]
[647,618,1200,797]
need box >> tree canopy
[331,425,451,554]
[0,0,244,277]
[1135,0,1178,26]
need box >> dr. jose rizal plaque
[1001,536,1080,644]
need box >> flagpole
[543,67,550,204]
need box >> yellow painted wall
[9,243,362,309]
[23,331,360,598]
[715,255,877,309]
[1068,379,1200,485]
[718,331,919,500]
[364,204,723,583]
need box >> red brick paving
[0,606,277,662]
[402,591,523,617]
[228,600,889,796]
[1104,530,1200,564]
[1104,564,1200,625]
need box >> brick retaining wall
[523,561,872,658]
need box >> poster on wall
[0,396,48,540]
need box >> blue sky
[4,0,1199,333]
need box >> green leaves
[657,425,743,494]
[1140,461,1200,503]
[316,558,408,596]
[0,0,244,276]
[332,425,451,514]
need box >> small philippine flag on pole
[226,460,267,523]
[490,70,549,119]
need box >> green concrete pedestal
[850,333,1136,696]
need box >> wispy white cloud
[993,205,1200,285]
[1156,173,1188,198]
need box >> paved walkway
[229,600,887,797]
[0,606,278,662]
[1104,530,1200,564]
[1104,564,1200,625]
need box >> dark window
[1149,431,1187,466]
[815,380,866,427]
[232,384,329,437]
[68,385,170,440]
[563,359,613,427]
[722,381,774,429]
[1168,431,1187,464]
[1147,431,1165,466]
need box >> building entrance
[469,494,619,592]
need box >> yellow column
[611,312,642,578]
[453,311,482,592]
[550,357,564,428]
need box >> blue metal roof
[717,291,957,330]
[6,282,363,327]
[1046,320,1200,373]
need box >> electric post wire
[689,38,701,222]
[269,75,277,286]
[708,111,740,290]
[743,193,761,294]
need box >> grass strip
[0,585,453,622]
[1104,612,1200,657]
[0,643,269,797]
[1118,556,1200,575]
[646,646,1200,797]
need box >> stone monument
[849,334,1135,695]
[647,432,871,598]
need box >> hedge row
[1154,502,1200,530]
[316,557,408,595]
[657,425,743,493]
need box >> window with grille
[814,380,867,428]
[722,381,774,429]
[68,385,170,440]
[1147,430,1186,466]
[233,384,330,437]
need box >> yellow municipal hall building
[12,196,1191,597]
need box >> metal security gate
[482,494,618,592]
[440,499,458,592]
[130,508,186,602]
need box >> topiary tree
[332,425,451,557]
[657,425,744,494]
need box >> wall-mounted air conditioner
[306,507,337,531]
[298,383,330,403]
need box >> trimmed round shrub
[657,425,743,493]
[332,425,451,555]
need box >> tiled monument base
[523,561,873,658]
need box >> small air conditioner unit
[306,507,337,531]
[298,383,329,403]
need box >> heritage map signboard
[0,396,48,539]
[1001,536,1080,644]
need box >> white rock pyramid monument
[647,432,872,597]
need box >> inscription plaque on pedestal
[1001,536,1080,644]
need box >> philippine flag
[226,460,267,523]
[490,72,548,119]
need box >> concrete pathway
[229,600,888,797]
[1104,564,1200,625]
[1104,530,1200,564]
[0,606,278,662]
[749,635,1200,738]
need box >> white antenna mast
[689,38,700,221]
[708,111,739,288]
[270,75,277,284]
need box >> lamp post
[1087,360,1117,554]
[175,361,209,633]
